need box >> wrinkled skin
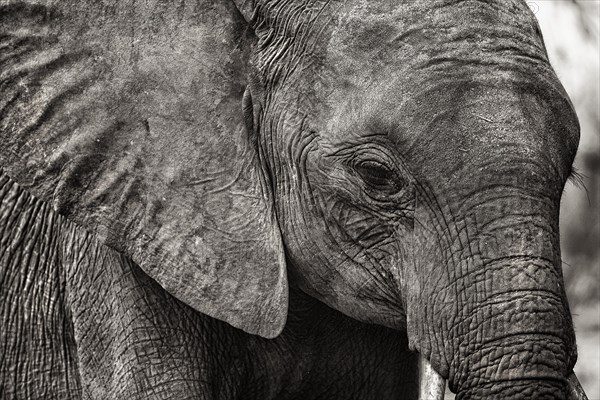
[0,172,418,399]
[0,0,585,399]
[251,1,580,397]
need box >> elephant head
[0,0,588,398]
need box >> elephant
[0,0,590,399]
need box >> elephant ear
[0,1,287,337]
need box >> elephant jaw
[416,355,588,399]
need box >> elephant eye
[355,160,403,194]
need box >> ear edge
[131,230,289,339]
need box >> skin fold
[0,0,585,399]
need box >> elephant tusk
[418,355,446,400]
[567,372,588,400]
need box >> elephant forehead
[324,0,546,81]
[403,88,578,209]
[321,58,576,153]
[318,1,577,155]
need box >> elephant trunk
[449,209,578,398]
[407,183,582,399]
[417,357,588,400]
[449,260,575,399]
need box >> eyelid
[333,143,408,186]
[351,148,397,169]
[356,159,393,171]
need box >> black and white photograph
[1,0,598,399]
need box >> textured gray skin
[0,0,287,339]
[0,0,584,399]
[0,171,419,399]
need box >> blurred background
[447,1,600,398]
[536,1,600,398]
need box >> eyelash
[349,155,409,202]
